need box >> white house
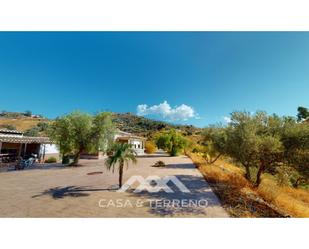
[0,128,146,164]
[79,130,146,159]
[114,130,145,155]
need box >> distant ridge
[112,112,201,137]
[0,111,201,138]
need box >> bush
[45,157,57,163]
[192,147,199,153]
[37,122,49,132]
[24,127,40,137]
[276,166,294,187]
[145,141,156,154]
[0,124,16,130]
[24,110,32,117]
[155,129,187,156]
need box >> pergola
[0,135,51,160]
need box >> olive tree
[224,112,263,181]
[205,112,284,186]
[297,106,309,122]
[281,120,309,187]
[156,129,187,156]
[202,126,227,164]
[204,111,309,187]
[49,111,115,165]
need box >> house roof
[0,129,23,135]
[0,129,145,144]
[0,135,51,144]
[117,136,146,141]
[116,130,146,140]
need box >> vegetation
[201,126,227,164]
[45,157,57,163]
[281,119,309,187]
[24,126,40,137]
[144,141,157,154]
[36,121,49,132]
[112,112,201,137]
[186,107,309,216]
[155,129,188,156]
[48,111,115,165]
[0,111,25,118]
[0,110,42,119]
[200,111,309,188]
[188,152,282,217]
[188,152,309,217]
[23,121,50,137]
[0,118,47,132]
[152,160,166,167]
[105,143,137,188]
[0,111,201,139]
[0,107,308,217]
[0,124,17,130]
[297,106,309,122]
[24,110,32,117]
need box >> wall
[40,144,60,162]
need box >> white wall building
[114,130,145,155]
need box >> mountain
[112,112,201,137]
[0,111,202,138]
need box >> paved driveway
[0,153,228,217]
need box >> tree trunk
[72,149,82,166]
[293,177,303,188]
[210,153,222,164]
[255,160,265,187]
[119,163,124,188]
[244,164,251,181]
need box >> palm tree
[105,143,137,188]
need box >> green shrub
[24,127,40,137]
[37,122,49,132]
[0,124,16,130]
[155,129,187,156]
[45,157,57,163]
[24,110,32,117]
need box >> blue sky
[0,32,308,127]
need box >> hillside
[112,112,201,137]
[0,111,202,138]
[0,117,47,131]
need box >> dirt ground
[0,153,228,217]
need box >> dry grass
[188,152,309,218]
[257,178,309,218]
[0,118,47,131]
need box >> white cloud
[223,116,231,123]
[137,101,198,121]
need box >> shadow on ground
[31,174,220,216]
[126,174,221,216]
[32,185,118,199]
[163,163,197,169]
[1,163,67,173]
